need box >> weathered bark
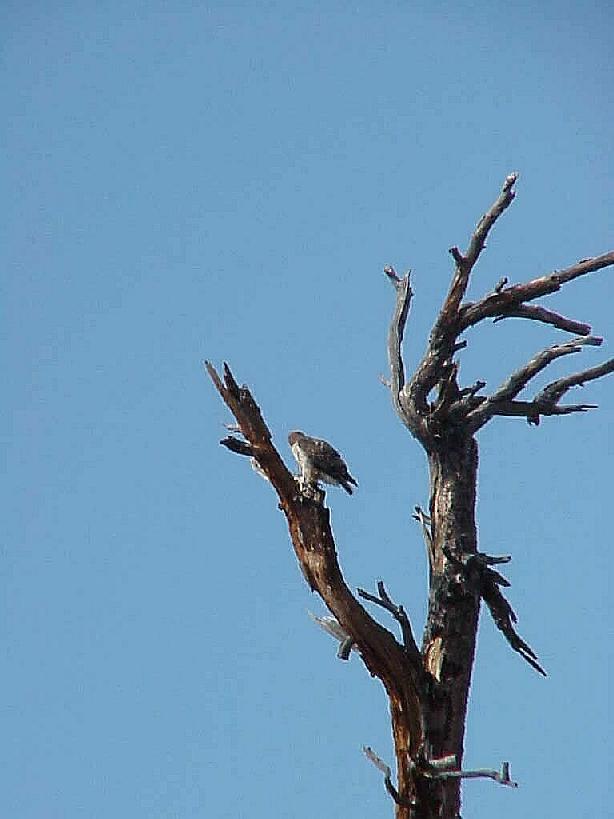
[421,438,480,818]
[206,362,426,813]
[207,175,614,818]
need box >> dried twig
[363,746,416,809]
[309,612,357,660]
[384,266,415,433]
[481,582,546,676]
[412,506,435,580]
[357,581,420,662]
[424,758,518,788]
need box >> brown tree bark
[206,175,614,818]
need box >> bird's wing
[309,438,351,480]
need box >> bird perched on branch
[288,431,358,495]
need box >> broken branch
[492,303,591,336]
[220,435,254,456]
[363,746,416,809]
[385,267,415,432]
[309,612,357,660]
[481,581,546,676]
[424,758,518,788]
[442,546,546,675]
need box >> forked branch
[357,581,421,664]
[536,358,614,405]
[385,174,614,441]
[206,361,426,775]
[460,250,614,333]
[385,175,520,445]
[466,335,606,430]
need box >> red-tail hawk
[288,431,358,495]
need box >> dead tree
[206,174,614,819]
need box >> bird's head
[288,431,305,446]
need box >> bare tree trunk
[423,438,480,817]
[207,175,614,818]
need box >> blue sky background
[4,2,612,817]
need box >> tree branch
[481,582,546,676]
[206,361,426,764]
[412,505,435,581]
[536,357,614,405]
[459,251,614,331]
[486,399,598,425]
[357,581,421,664]
[556,251,614,285]
[442,172,517,323]
[496,357,614,425]
[402,174,518,437]
[466,336,604,431]
[492,304,591,336]
[219,435,254,456]
[309,612,357,660]
[384,267,419,437]
[424,758,518,788]
[363,746,416,809]
[456,172,518,272]
[442,546,546,676]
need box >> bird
[288,431,358,495]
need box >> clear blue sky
[4,2,612,817]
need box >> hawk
[288,431,358,495]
